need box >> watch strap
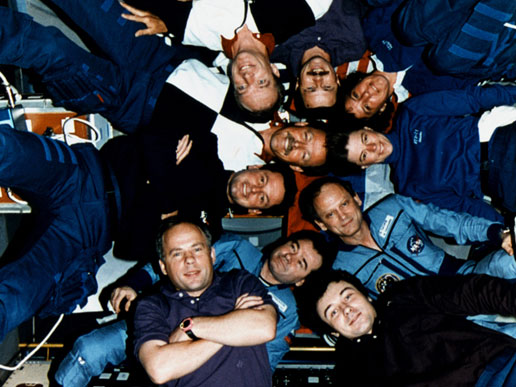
[180,317,199,341]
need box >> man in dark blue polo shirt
[133,217,277,386]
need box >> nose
[336,207,347,221]
[312,76,323,86]
[243,72,254,82]
[184,251,195,264]
[283,252,292,264]
[293,137,307,149]
[344,304,354,317]
[365,142,376,152]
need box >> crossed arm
[138,294,277,384]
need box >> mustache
[307,70,330,76]
[284,133,294,156]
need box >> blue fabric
[477,349,516,387]
[384,84,516,222]
[133,271,273,387]
[332,194,516,339]
[487,122,516,212]
[0,4,192,133]
[213,233,299,370]
[0,125,112,341]
[55,320,128,387]
[332,194,502,297]
[271,0,366,76]
[396,0,516,79]
[363,0,480,95]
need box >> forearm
[399,195,499,244]
[139,339,223,384]
[406,84,516,117]
[192,305,277,346]
[406,274,516,317]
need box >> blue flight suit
[0,1,193,133]
[0,119,113,341]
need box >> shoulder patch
[375,273,400,294]
[407,235,425,254]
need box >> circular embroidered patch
[407,235,425,254]
[376,273,400,293]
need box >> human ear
[271,63,280,78]
[314,219,328,231]
[294,279,305,287]
[158,260,167,276]
[353,194,363,207]
[247,164,262,170]
[289,165,304,173]
[210,247,216,264]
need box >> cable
[233,0,250,36]
[0,313,64,371]
[0,71,21,108]
[62,117,101,146]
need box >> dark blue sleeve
[393,274,516,317]
[420,191,504,223]
[404,84,516,117]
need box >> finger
[238,296,262,301]
[176,135,189,152]
[110,296,118,312]
[113,296,124,313]
[176,139,192,159]
[234,294,250,308]
[176,140,193,165]
[240,300,264,308]
[235,296,263,309]
[184,139,193,154]
[240,297,264,305]
[135,28,156,37]
[112,297,121,313]
[119,1,147,16]
[120,13,145,22]
[124,299,132,312]
[235,293,249,303]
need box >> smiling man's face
[227,168,285,210]
[231,50,280,113]
[267,239,323,285]
[345,128,393,167]
[298,56,339,108]
[344,73,391,119]
[316,280,376,339]
[270,125,327,168]
[313,183,364,239]
[159,223,215,297]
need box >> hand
[502,230,514,256]
[234,293,264,310]
[110,286,138,313]
[169,326,191,343]
[119,1,168,37]
[176,134,193,165]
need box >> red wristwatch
[179,317,199,341]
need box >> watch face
[181,318,192,330]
